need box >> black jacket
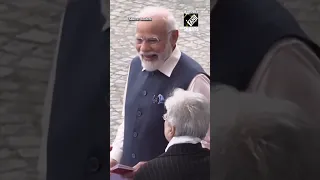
[46,0,109,180]
[134,143,210,180]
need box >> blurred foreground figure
[210,86,320,180]
[42,0,110,180]
[211,0,320,120]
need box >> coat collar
[159,143,208,157]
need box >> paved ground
[0,0,319,180]
[110,0,211,142]
[0,0,66,179]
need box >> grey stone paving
[0,0,318,180]
[110,0,211,142]
[0,0,66,180]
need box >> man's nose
[140,41,152,52]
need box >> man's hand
[122,161,147,178]
[110,159,118,175]
[110,159,118,168]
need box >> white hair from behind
[137,6,177,32]
[164,88,210,139]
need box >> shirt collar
[142,46,181,77]
[165,136,202,152]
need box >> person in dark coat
[133,88,210,180]
[45,0,110,180]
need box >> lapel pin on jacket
[152,94,165,104]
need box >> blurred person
[211,0,320,120]
[110,6,210,176]
[133,88,210,180]
[42,1,110,180]
[210,85,320,180]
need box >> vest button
[142,90,147,96]
[131,153,136,158]
[137,110,142,117]
[133,132,138,137]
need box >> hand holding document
[111,164,134,174]
[110,164,134,180]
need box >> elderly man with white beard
[110,6,210,177]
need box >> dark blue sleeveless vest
[121,53,207,166]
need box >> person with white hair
[133,88,210,180]
[110,6,210,177]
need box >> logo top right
[184,12,199,27]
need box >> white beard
[139,42,173,72]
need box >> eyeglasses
[135,30,174,45]
[135,37,160,45]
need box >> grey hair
[137,6,178,32]
[164,88,210,139]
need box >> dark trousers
[46,1,110,180]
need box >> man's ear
[170,30,179,46]
[171,126,176,135]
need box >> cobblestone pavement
[0,0,66,179]
[110,0,211,142]
[0,0,319,180]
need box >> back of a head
[210,85,320,180]
[165,88,210,139]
